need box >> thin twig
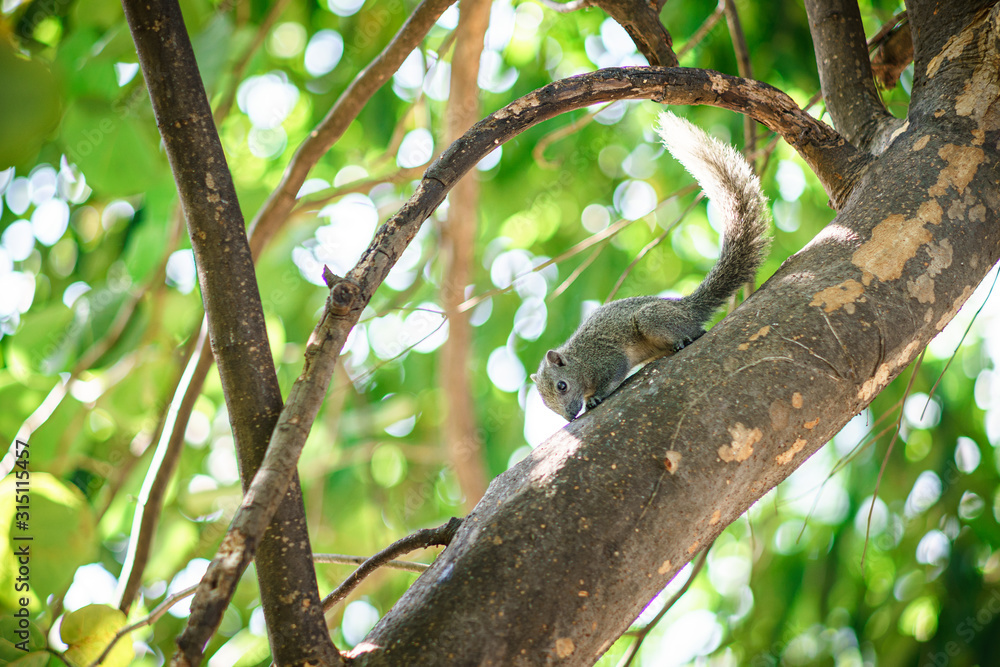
[920,267,999,419]
[677,3,725,60]
[247,0,459,259]
[861,349,924,569]
[461,216,635,312]
[786,400,902,541]
[322,518,462,611]
[531,104,610,169]
[722,0,756,166]
[462,184,698,313]
[618,545,710,667]
[89,584,199,667]
[605,192,704,302]
[548,240,609,302]
[292,167,426,215]
[313,553,430,573]
[117,325,211,612]
[8,208,183,450]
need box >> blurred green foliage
[3,0,1000,665]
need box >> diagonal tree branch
[802,0,892,147]
[353,13,1000,659]
[321,517,462,611]
[247,0,457,259]
[589,0,678,67]
[173,66,862,665]
[119,1,340,666]
[116,323,211,613]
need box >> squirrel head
[531,349,585,421]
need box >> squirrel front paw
[585,396,604,411]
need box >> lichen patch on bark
[858,363,891,402]
[927,28,974,78]
[494,92,538,118]
[719,423,761,462]
[852,199,943,282]
[926,239,954,276]
[738,325,771,350]
[809,279,864,313]
[709,73,730,93]
[907,274,936,303]
[555,637,575,658]
[929,145,984,197]
[776,438,807,464]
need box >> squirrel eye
[556,380,567,392]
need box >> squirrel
[531,111,771,421]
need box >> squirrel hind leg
[632,300,706,356]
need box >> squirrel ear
[545,350,565,366]
[530,373,538,383]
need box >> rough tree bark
[160,1,999,664]
[119,1,340,665]
[177,65,841,664]
[346,4,1000,665]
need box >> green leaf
[54,29,120,100]
[0,612,47,657]
[60,99,167,195]
[7,303,75,375]
[61,604,133,667]
[0,44,62,169]
[0,473,96,609]
[6,651,50,667]
[70,0,126,30]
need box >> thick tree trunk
[349,7,1000,665]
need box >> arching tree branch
[173,65,861,663]
[353,13,1000,659]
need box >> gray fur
[532,112,771,420]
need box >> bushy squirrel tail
[655,111,771,323]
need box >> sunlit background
[6,0,1000,665]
